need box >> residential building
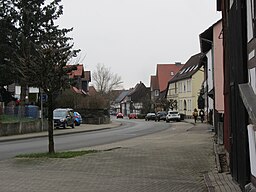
[114,90,130,114]
[150,63,183,111]
[5,64,90,105]
[166,53,204,117]
[114,82,150,115]
[217,0,255,190]
[68,64,91,95]
[199,20,224,137]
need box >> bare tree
[93,63,123,94]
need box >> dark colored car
[110,110,117,116]
[155,111,167,121]
[74,111,82,126]
[128,113,137,119]
[145,113,156,121]
[116,112,124,119]
[53,108,75,128]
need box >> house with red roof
[4,64,91,107]
[166,53,204,116]
[150,63,183,112]
[67,64,91,95]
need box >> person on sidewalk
[192,108,198,123]
[199,109,205,123]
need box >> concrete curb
[0,123,122,143]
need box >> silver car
[166,111,181,122]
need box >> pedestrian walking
[192,108,198,123]
[199,109,205,123]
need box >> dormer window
[170,71,174,76]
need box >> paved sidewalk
[0,119,242,191]
[183,119,242,192]
[0,121,121,142]
[204,170,241,192]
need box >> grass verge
[16,150,99,159]
[0,115,35,123]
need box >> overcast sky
[58,0,221,89]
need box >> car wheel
[75,121,81,126]
[166,120,170,123]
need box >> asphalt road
[0,119,171,160]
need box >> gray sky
[58,0,221,89]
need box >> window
[247,0,256,42]
[189,66,194,72]
[179,100,183,111]
[187,80,191,92]
[155,90,159,96]
[183,100,187,111]
[170,71,174,76]
[188,99,192,111]
[249,68,256,94]
[230,0,234,9]
[185,67,190,73]
[180,68,186,74]
[178,82,182,93]
[183,82,186,92]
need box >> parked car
[128,113,137,119]
[155,111,167,121]
[166,111,181,122]
[53,108,75,128]
[116,112,124,119]
[145,113,156,121]
[74,111,82,126]
[110,111,117,116]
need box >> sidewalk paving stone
[205,171,241,192]
[0,120,242,192]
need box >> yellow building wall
[178,79,192,116]
[166,70,204,116]
[191,70,204,114]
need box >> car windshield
[169,112,178,114]
[53,111,66,117]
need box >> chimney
[175,62,181,66]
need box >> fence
[0,105,49,136]
[0,105,39,121]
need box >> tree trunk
[47,93,55,154]
[18,85,27,118]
